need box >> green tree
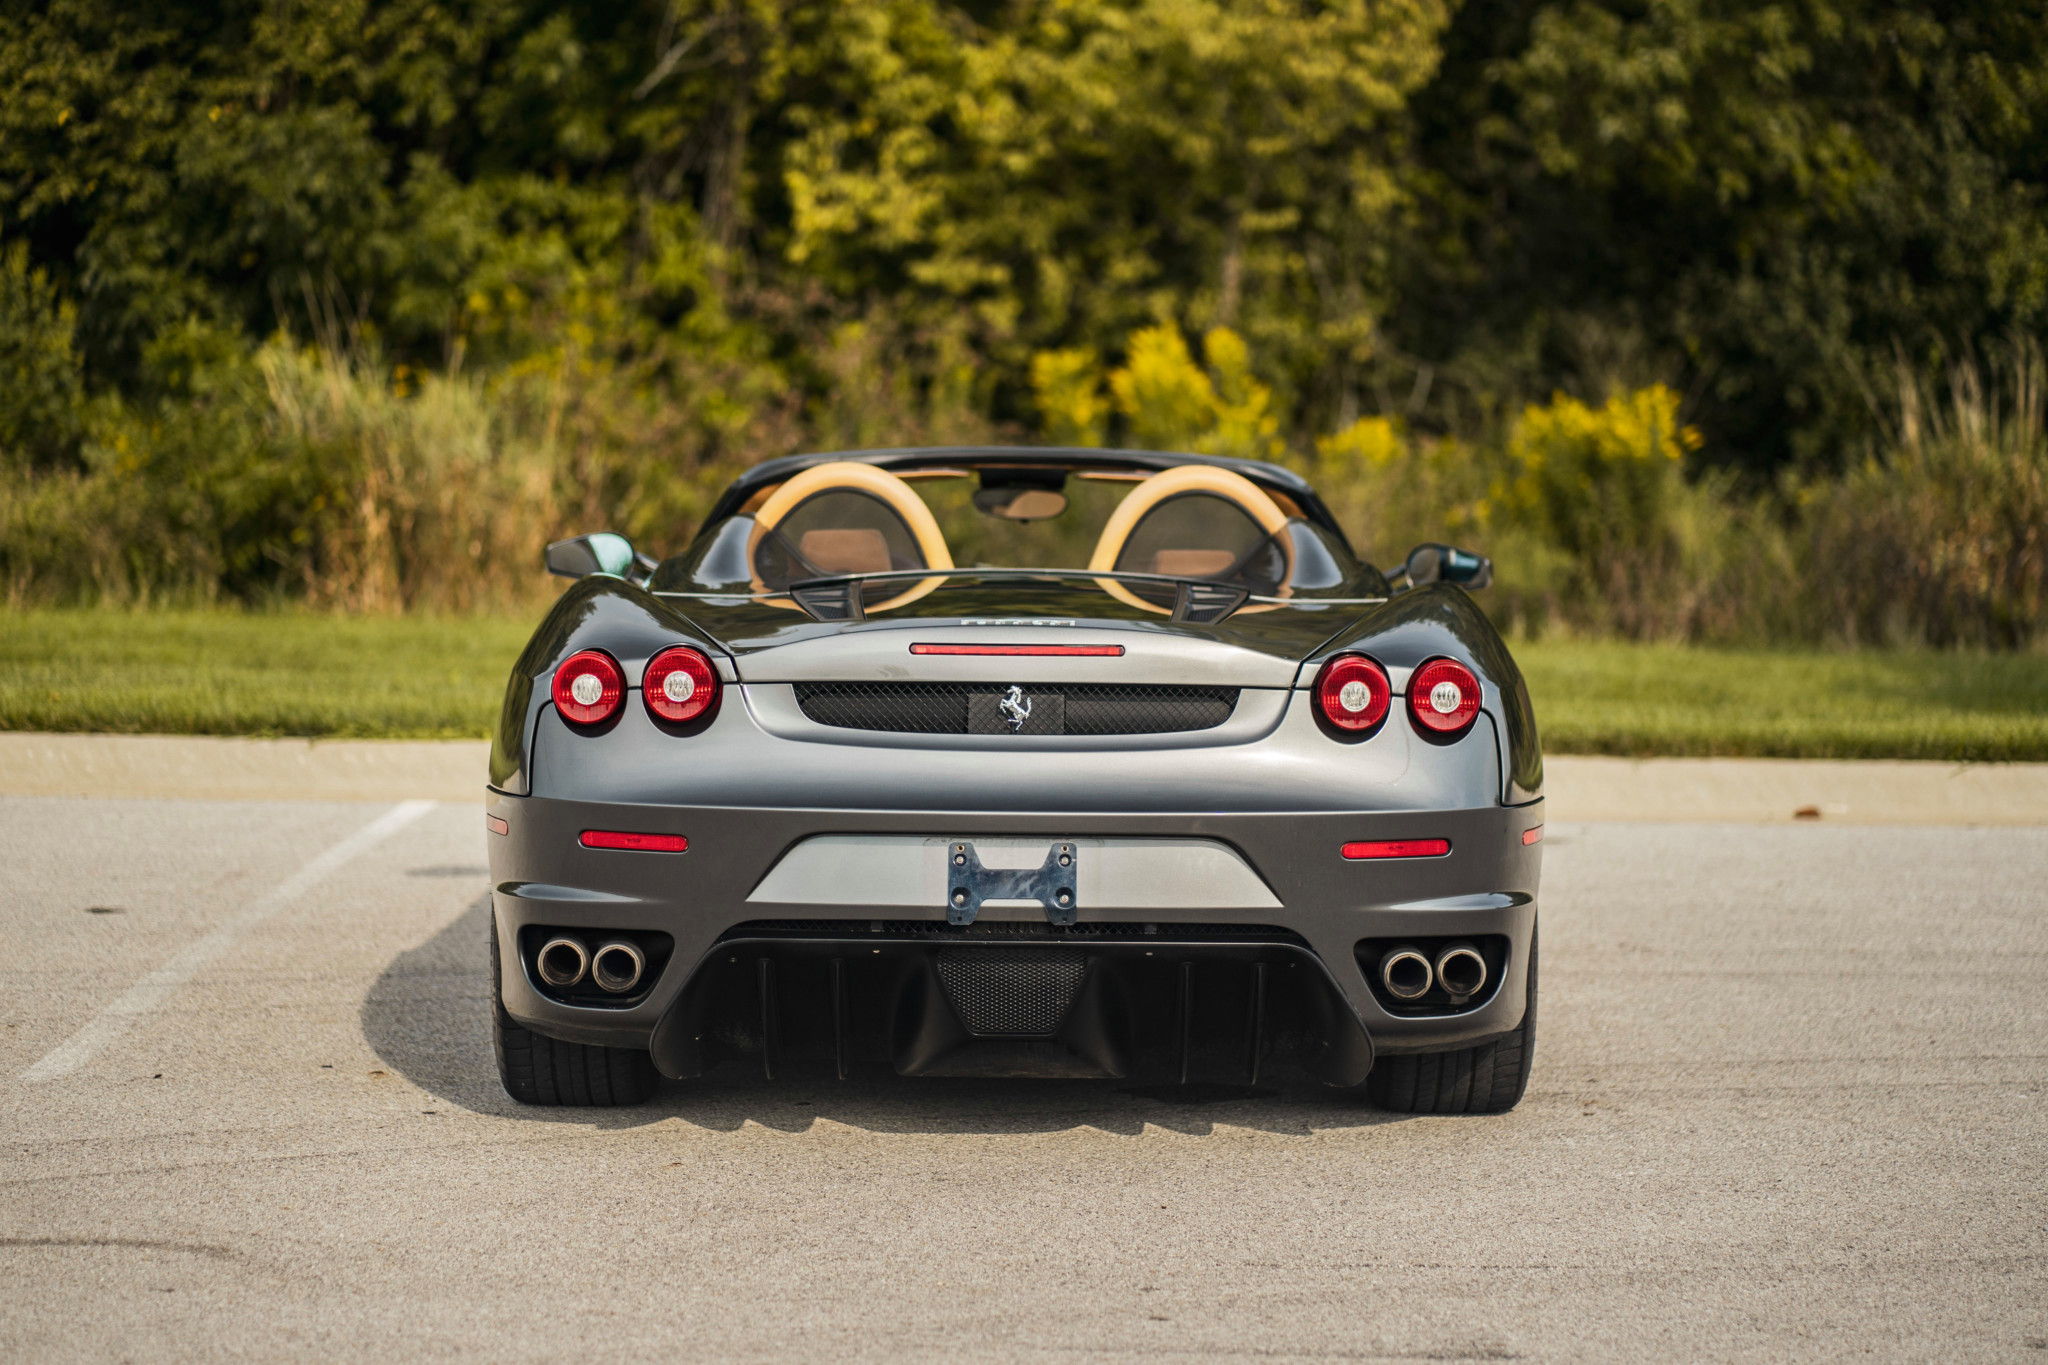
[1394,0,2048,471]
[781,0,1450,419]
[0,241,85,469]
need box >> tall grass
[1806,344,2048,647]
[3,322,2045,649]
[0,336,755,612]
[1295,352,2048,648]
[1301,392,1796,643]
[263,347,552,613]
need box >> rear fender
[492,578,732,794]
[1297,585,1541,804]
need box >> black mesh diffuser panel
[936,948,1087,1035]
[793,682,1238,735]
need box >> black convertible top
[701,446,1350,545]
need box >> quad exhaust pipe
[1434,943,1487,999]
[591,940,646,994]
[1379,946,1434,1000]
[1378,942,1489,1002]
[535,934,646,994]
[537,935,591,989]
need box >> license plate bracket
[945,841,1078,926]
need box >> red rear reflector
[910,643,1125,656]
[580,830,688,853]
[1522,825,1544,845]
[1341,838,1450,860]
[486,814,509,836]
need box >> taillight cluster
[551,650,624,725]
[644,647,718,723]
[1407,657,1480,737]
[550,646,721,730]
[1311,653,1481,741]
[1314,655,1391,732]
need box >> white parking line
[22,799,437,1082]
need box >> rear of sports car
[485,570,1545,1113]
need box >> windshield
[653,460,1373,605]
[917,472,1132,568]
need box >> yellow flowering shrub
[1510,384,1702,562]
[1316,415,1405,472]
[1029,348,1110,447]
[1195,328,1285,461]
[1037,324,1284,459]
[1105,326,1214,450]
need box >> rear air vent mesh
[936,949,1087,1036]
[793,682,1237,735]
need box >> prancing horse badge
[999,684,1033,731]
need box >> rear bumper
[487,791,1542,1079]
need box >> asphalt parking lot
[3,793,2044,1362]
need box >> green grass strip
[1516,641,2048,762]
[0,609,531,740]
[3,610,2046,760]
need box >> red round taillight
[551,649,624,727]
[644,646,720,724]
[1407,657,1481,737]
[1313,654,1392,732]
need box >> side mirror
[546,532,657,585]
[1403,543,1493,591]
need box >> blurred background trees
[2,0,2045,641]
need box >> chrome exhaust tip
[1380,946,1434,1001]
[1434,943,1488,999]
[591,939,647,995]
[536,935,590,989]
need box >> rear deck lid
[663,574,1371,686]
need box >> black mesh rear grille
[937,949,1087,1035]
[794,682,1238,735]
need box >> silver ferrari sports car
[486,447,1542,1112]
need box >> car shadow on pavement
[361,894,1417,1138]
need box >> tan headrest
[1089,465,1290,572]
[798,528,892,574]
[748,460,954,613]
[1150,549,1239,577]
[1087,464,1294,614]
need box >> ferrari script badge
[999,684,1033,731]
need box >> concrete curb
[3,732,2047,824]
[0,733,490,804]
[1541,754,2048,825]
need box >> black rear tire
[492,915,658,1106]
[1367,921,1537,1115]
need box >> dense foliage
[1402,0,2048,473]
[2,0,2046,641]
